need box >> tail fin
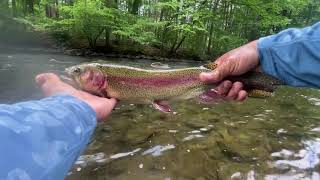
[203,62,284,98]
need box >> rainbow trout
[66,63,283,112]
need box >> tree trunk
[0,0,9,10]
[23,1,27,15]
[169,33,179,53]
[27,0,35,14]
[12,0,17,17]
[207,0,220,54]
[65,0,74,5]
[106,0,118,8]
[173,36,186,53]
[207,22,214,54]
[114,0,118,8]
[45,4,59,18]
[105,28,112,48]
[130,0,142,15]
[305,4,314,25]
[55,0,59,18]
[159,8,164,21]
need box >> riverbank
[0,15,209,62]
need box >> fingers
[103,97,118,107]
[96,97,118,121]
[36,73,79,98]
[200,40,260,85]
[101,97,118,113]
[226,82,243,99]
[214,80,232,95]
[213,81,248,101]
[35,73,61,85]
[35,73,117,121]
[236,90,248,101]
[225,82,248,101]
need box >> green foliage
[113,17,158,44]
[1,0,320,59]
[213,35,248,55]
[71,1,113,48]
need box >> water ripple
[308,98,320,106]
[110,148,141,159]
[142,144,175,157]
[270,138,320,170]
[182,134,204,141]
[265,171,320,180]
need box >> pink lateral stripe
[108,75,199,87]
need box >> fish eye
[73,67,81,73]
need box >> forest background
[0,0,319,60]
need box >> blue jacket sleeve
[0,95,97,180]
[258,22,320,88]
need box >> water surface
[1,49,320,180]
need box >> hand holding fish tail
[200,40,260,101]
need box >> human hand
[35,73,117,121]
[200,40,260,101]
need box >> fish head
[66,63,108,96]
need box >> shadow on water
[1,48,320,180]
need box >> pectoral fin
[152,100,172,113]
[197,89,225,104]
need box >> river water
[1,48,320,180]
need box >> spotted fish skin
[67,63,212,103]
[66,63,284,111]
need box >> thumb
[96,98,118,121]
[200,62,233,83]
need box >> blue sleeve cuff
[257,36,279,79]
[15,94,98,135]
[46,94,97,129]
[257,22,320,88]
[0,94,97,180]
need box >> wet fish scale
[66,63,284,112]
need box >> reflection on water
[1,49,320,180]
[142,144,176,157]
[271,139,320,170]
[267,139,320,180]
[66,87,320,180]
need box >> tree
[2,0,317,59]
